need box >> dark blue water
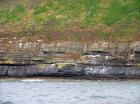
[0,78,140,104]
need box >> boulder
[130,41,140,62]
[131,41,140,52]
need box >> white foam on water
[0,79,4,81]
[21,79,43,82]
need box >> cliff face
[0,41,140,64]
[0,64,140,78]
[0,41,140,79]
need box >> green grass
[34,6,48,15]
[103,0,140,26]
[84,0,100,25]
[0,0,140,41]
[0,4,26,23]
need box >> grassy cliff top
[0,0,140,42]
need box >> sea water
[0,78,140,104]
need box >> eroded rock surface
[0,64,140,78]
[0,41,140,79]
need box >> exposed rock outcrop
[0,41,140,79]
[0,64,140,78]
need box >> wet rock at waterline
[0,64,140,78]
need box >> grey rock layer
[0,64,140,79]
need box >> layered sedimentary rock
[0,41,140,78]
[0,64,140,78]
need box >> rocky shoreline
[0,63,140,79]
[0,41,140,79]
